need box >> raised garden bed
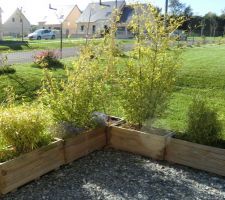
[1,124,225,195]
[0,138,64,195]
[165,137,225,177]
[64,116,124,164]
[108,126,225,177]
[108,126,171,160]
[64,127,107,164]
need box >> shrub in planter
[0,105,53,160]
[118,4,184,129]
[40,13,123,135]
[33,50,64,69]
[183,98,223,146]
[39,47,107,136]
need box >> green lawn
[154,44,225,139]
[0,58,74,102]
[0,39,87,52]
[0,38,135,53]
[1,44,225,138]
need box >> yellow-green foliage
[185,97,223,146]
[0,104,52,156]
[119,4,184,128]
[40,47,105,129]
[40,11,122,129]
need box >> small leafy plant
[184,97,223,146]
[0,55,16,75]
[0,66,16,75]
[33,50,64,69]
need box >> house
[3,8,31,37]
[0,7,3,40]
[38,5,81,37]
[76,1,127,38]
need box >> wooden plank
[165,138,225,176]
[0,139,65,194]
[109,126,168,160]
[64,127,106,164]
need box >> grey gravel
[2,149,225,200]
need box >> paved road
[0,47,80,65]
[0,44,133,65]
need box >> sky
[0,0,224,24]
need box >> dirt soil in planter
[2,149,225,200]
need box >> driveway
[0,47,80,65]
[0,44,133,65]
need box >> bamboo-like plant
[40,53,102,130]
[119,3,184,129]
[39,10,123,132]
[0,88,52,157]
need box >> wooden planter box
[108,126,171,160]
[64,127,107,164]
[0,138,65,195]
[165,138,225,177]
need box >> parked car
[28,29,56,40]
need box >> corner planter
[0,138,65,195]
[108,126,171,160]
[165,138,225,177]
[64,127,107,164]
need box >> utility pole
[164,0,169,28]
[49,4,63,59]
[0,7,3,40]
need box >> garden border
[0,138,64,195]
[1,125,225,195]
[165,137,225,176]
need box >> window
[92,25,96,33]
[12,18,15,22]
[20,18,22,23]
[81,25,84,32]
[44,30,50,34]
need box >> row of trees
[168,0,225,37]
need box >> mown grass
[0,58,74,102]
[153,44,225,140]
[0,39,86,53]
[0,38,135,53]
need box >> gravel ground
[2,149,225,200]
